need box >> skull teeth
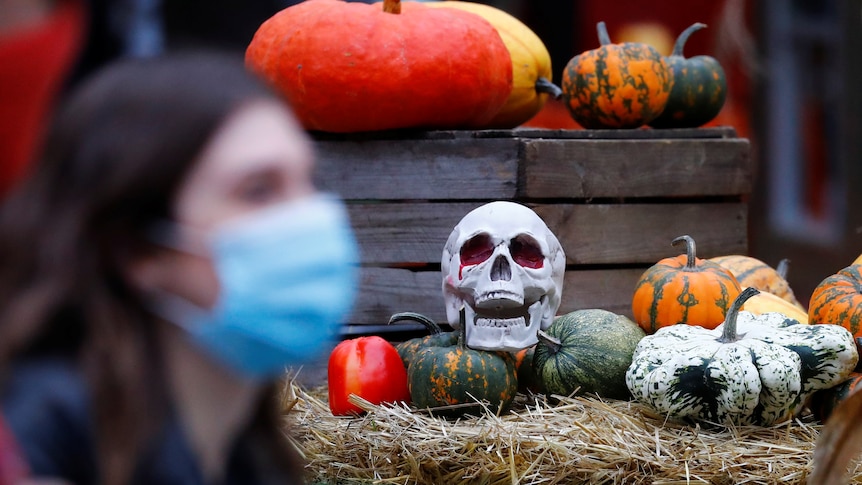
[476,291,524,307]
[475,316,527,328]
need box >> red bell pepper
[327,336,410,416]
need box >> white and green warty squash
[626,287,858,426]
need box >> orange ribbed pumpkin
[245,0,513,133]
[709,255,804,309]
[632,235,741,334]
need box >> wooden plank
[347,266,647,326]
[348,202,748,265]
[520,139,751,198]
[533,203,749,265]
[313,138,520,200]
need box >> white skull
[441,201,565,352]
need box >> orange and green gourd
[632,235,741,334]
[809,264,862,338]
[244,0,513,133]
[648,22,727,129]
[562,21,673,129]
[407,309,518,417]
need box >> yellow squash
[741,287,809,324]
[854,252,862,266]
[425,1,561,128]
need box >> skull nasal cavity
[491,255,512,281]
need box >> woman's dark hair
[0,52,300,484]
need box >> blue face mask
[153,194,359,380]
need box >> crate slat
[348,202,748,265]
[314,138,520,200]
[521,139,751,198]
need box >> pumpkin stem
[672,235,698,269]
[597,21,612,46]
[536,329,563,354]
[672,22,707,57]
[718,287,760,343]
[388,312,442,335]
[535,77,563,99]
[383,0,401,14]
[776,258,791,280]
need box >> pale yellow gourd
[741,287,809,324]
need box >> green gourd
[533,309,645,400]
[649,23,727,128]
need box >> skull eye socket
[511,235,544,269]
[461,233,494,266]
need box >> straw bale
[280,379,862,484]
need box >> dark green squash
[391,312,458,371]
[407,310,518,417]
[533,309,645,400]
[648,22,727,128]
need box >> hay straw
[280,379,862,484]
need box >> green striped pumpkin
[632,235,741,334]
[561,21,672,129]
[533,309,645,400]
[626,287,859,426]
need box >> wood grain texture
[314,134,750,201]
[520,139,751,198]
[347,266,647,326]
[348,202,748,265]
[314,138,520,200]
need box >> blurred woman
[0,52,358,484]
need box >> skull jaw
[463,298,546,352]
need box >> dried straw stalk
[280,380,862,485]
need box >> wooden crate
[313,127,752,335]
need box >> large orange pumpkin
[245,0,513,133]
[632,235,741,334]
[562,21,673,129]
[423,1,561,128]
[809,264,862,338]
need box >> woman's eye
[235,172,283,205]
